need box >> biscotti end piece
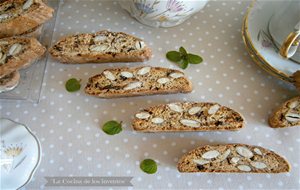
[0,37,46,78]
[269,96,300,128]
[177,144,290,173]
[85,66,192,98]
[0,70,20,93]
[0,0,54,38]
[132,102,244,132]
[49,30,152,64]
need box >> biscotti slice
[269,96,300,128]
[0,70,20,93]
[0,0,54,38]
[85,66,192,98]
[177,144,290,173]
[0,37,46,78]
[49,30,152,64]
[132,102,244,132]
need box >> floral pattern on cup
[119,0,208,27]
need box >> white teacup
[269,0,300,63]
[118,0,208,28]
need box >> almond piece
[137,67,151,75]
[180,119,200,128]
[23,0,33,10]
[237,165,251,172]
[202,150,220,159]
[250,161,267,169]
[124,82,142,90]
[230,157,240,164]
[168,103,183,113]
[188,107,202,115]
[90,44,109,52]
[208,104,220,115]
[94,35,107,42]
[8,44,22,56]
[193,159,210,165]
[169,72,184,79]
[253,148,263,155]
[120,71,133,78]
[236,146,253,158]
[157,78,170,84]
[151,117,164,124]
[135,112,150,119]
[135,41,145,50]
[103,71,116,81]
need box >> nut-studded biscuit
[269,96,300,128]
[85,66,192,98]
[0,37,46,78]
[132,102,244,132]
[177,144,290,173]
[49,30,152,64]
[0,70,20,93]
[0,0,54,38]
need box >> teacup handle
[279,30,300,58]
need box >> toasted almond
[103,71,116,81]
[90,44,109,52]
[230,157,240,164]
[288,101,299,109]
[151,117,164,124]
[94,35,107,42]
[0,53,6,64]
[253,148,263,155]
[180,119,200,128]
[135,112,150,119]
[8,44,22,56]
[0,14,9,21]
[168,103,183,113]
[236,146,253,158]
[120,71,133,78]
[285,112,300,122]
[218,149,231,161]
[193,159,210,165]
[124,81,142,90]
[250,161,267,169]
[208,104,220,115]
[188,107,202,115]
[137,67,151,75]
[202,150,220,159]
[169,72,184,79]
[23,0,33,10]
[157,78,170,84]
[135,41,145,49]
[237,165,251,172]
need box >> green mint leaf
[65,78,81,92]
[166,51,182,62]
[102,120,122,135]
[179,46,187,56]
[178,58,189,69]
[187,53,203,64]
[140,159,157,174]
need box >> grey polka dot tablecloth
[1,0,300,189]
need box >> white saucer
[0,118,41,190]
[243,0,300,83]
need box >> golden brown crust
[177,144,290,173]
[49,30,152,64]
[0,0,54,38]
[269,96,300,128]
[132,102,245,132]
[0,37,46,77]
[85,66,192,98]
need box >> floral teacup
[118,0,209,27]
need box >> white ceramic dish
[0,118,41,190]
[243,0,300,82]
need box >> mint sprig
[102,120,122,135]
[140,159,157,174]
[166,47,203,69]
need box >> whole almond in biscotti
[132,102,244,132]
[0,37,46,78]
[177,144,290,173]
[85,66,192,98]
[0,0,54,38]
[269,96,300,128]
[49,30,152,64]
